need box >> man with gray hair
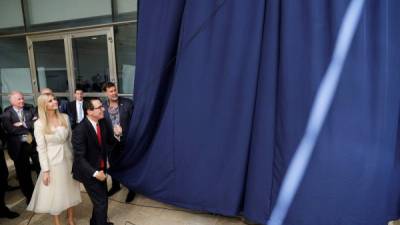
[2,91,37,204]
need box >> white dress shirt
[87,118,102,177]
[76,100,84,123]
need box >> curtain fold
[111,1,400,224]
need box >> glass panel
[0,0,24,29]
[116,0,138,21]
[0,37,33,94]
[1,95,35,109]
[115,24,136,94]
[27,0,112,31]
[72,35,109,92]
[33,40,68,92]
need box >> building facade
[0,0,137,107]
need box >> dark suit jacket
[103,97,133,146]
[72,117,117,183]
[1,105,36,160]
[67,100,84,129]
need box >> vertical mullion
[26,36,38,103]
[65,35,75,101]
[111,0,118,22]
[107,26,118,88]
[20,0,30,32]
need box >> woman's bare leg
[67,207,76,225]
[53,215,62,225]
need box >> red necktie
[96,123,102,146]
[96,123,105,170]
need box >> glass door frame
[26,26,117,102]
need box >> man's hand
[113,125,122,137]
[95,170,107,181]
[13,122,23,127]
[42,171,50,186]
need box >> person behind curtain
[72,98,118,225]
[102,82,136,203]
[2,91,36,204]
[27,94,81,225]
[67,88,85,130]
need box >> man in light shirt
[67,88,85,129]
[1,91,36,204]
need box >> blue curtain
[111,1,400,224]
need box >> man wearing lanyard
[2,91,36,204]
[102,82,136,203]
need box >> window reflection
[0,37,32,94]
[72,35,109,92]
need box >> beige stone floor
[0,152,250,225]
[2,152,398,225]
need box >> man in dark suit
[0,146,19,219]
[72,98,118,225]
[1,91,36,204]
[101,82,136,202]
[0,107,19,219]
[0,107,20,192]
[0,107,7,148]
[0,144,19,219]
[3,103,40,176]
[67,88,85,129]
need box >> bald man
[40,88,68,113]
[2,91,36,204]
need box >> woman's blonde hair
[37,94,67,134]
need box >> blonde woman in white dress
[27,94,81,225]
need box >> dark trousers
[12,143,34,201]
[83,179,108,225]
[28,143,40,175]
[110,145,122,190]
[111,178,120,189]
[0,150,8,210]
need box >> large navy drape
[111,1,400,224]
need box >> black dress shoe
[6,185,20,192]
[107,186,121,197]
[125,191,136,203]
[0,208,20,219]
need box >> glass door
[27,34,71,102]
[26,27,116,102]
[69,27,117,96]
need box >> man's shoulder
[23,103,34,109]
[3,105,13,112]
[2,107,13,116]
[67,101,77,110]
[74,118,88,131]
[119,97,133,107]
